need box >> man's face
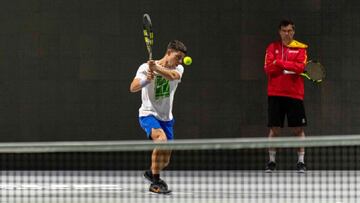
[166,50,185,67]
[279,24,295,45]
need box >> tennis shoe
[149,181,171,194]
[143,170,153,183]
[143,170,168,189]
[296,162,306,173]
[265,161,276,173]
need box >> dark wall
[0,0,359,141]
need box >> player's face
[167,50,185,67]
[279,24,295,45]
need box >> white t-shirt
[134,62,184,121]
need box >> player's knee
[292,127,304,136]
[270,128,281,136]
[151,129,167,141]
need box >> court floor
[0,170,358,203]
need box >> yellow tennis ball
[183,56,192,66]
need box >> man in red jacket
[264,19,307,173]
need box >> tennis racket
[283,60,325,83]
[143,13,154,60]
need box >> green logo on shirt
[155,75,170,100]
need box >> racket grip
[300,73,311,80]
[283,70,296,75]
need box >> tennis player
[264,19,307,173]
[130,40,187,194]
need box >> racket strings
[143,14,154,60]
[143,15,153,45]
[306,63,325,81]
[143,27,153,45]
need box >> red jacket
[264,40,308,100]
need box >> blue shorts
[139,115,175,140]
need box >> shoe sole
[149,189,172,194]
[265,169,275,173]
[297,170,306,173]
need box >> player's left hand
[148,60,157,72]
[146,69,154,81]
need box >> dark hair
[167,40,187,54]
[278,19,295,30]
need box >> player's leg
[150,128,171,179]
[139,116,171,193]
[148,128,172,193]
[147,118,175,192]
[287,98,307,173]
[266,96,285,172]
[268,127,281,159]
[148,118,175,178]
[144,146,171,185]
[291,127,306,172]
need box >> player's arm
[129,78,143,93]
[264,45,283,76]
[275,49,307,74]
[148,60,180,81]
[130,69,154,93]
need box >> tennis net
[0,135,359,203]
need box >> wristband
[140,79,150,88]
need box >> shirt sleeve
[175,64,184,80]
[277,48,307,74]
[134,63,148,80]
[264,43,283,76]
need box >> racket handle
[300,73,311,80]
[283,70,296,75]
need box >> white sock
[298,151,305,163]
[269,150,276,162]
